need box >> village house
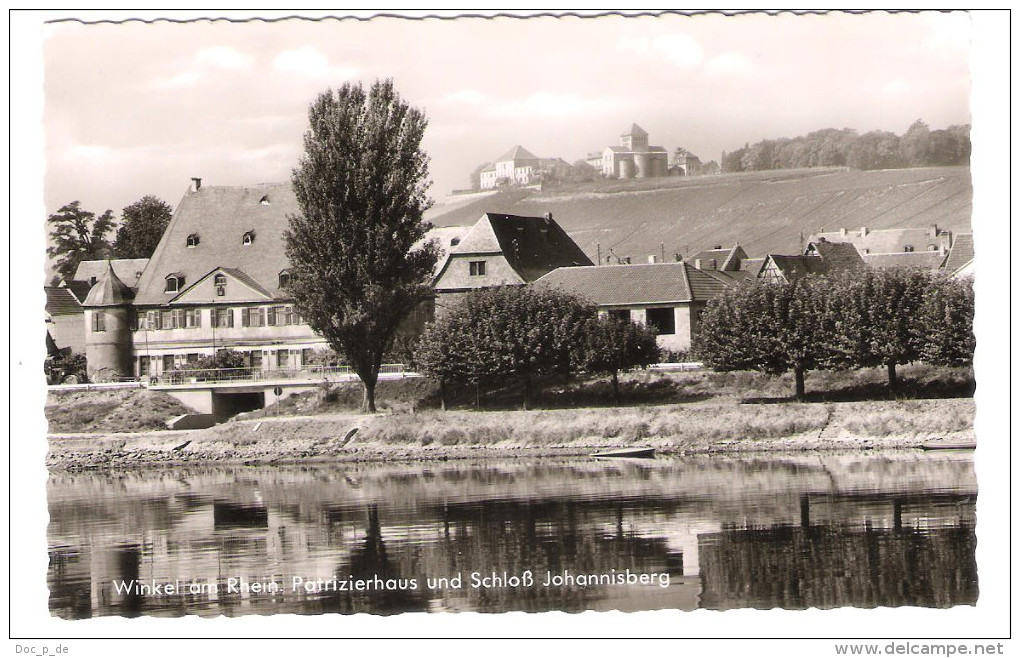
[942,232,974,278]
[45,286,85,355]
[687,244,748,272]
[597,123,669,179]
[431,212,593,314]
[534,261,747,352]
[81,179,330,380]
[671,148,703,176]
[807,225,953,270]
[478,145,571,189]
[757,240,866,284]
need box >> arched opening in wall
[211,391,265,418]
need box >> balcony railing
[147,364,409,386]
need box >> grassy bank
[45,388,192,433]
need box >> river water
[47,452,977,618]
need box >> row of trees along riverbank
[694,270,975,401]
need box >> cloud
[195,45,253,70]
[442,89,488,105]
[483,92,621,118]
[151,70,202,89]
[618,33,704,68]
[883,79,908,96]
[705,52,754,77]
[271,47,358,80]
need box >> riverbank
[47,397,975,470]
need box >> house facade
[534,261,745,352]
[82,180,328,380]
[599,124,669,179]
[757,240,866,284]
[45,286,85,354]
[431,212,593,314]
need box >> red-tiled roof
[534,262,739,306]
[942,233,974,274]
[44,286,82,316]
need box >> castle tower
[621,123,649,151]
[82,261,135,380]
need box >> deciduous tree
[575,315,659,403]
[285,79,439,412]
[114,195,173,259]
[47,201,115,282]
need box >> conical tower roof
[82,260,135,307]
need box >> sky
[42,10,972,218]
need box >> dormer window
[165,273,184,293]
[187,233,200,247]
[242,231,256,246]
[279,269,298,288]
[259,195,270,205]
[214,273,227,286]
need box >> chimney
[713,245,722,250]
[694,258,702,270]
[648,255,657,264]
[191,177,202,192]
[928,224,938,237]
[860,227,868,237]
[840,228,847,237]
[543,212,553,221]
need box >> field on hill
[426,166,972,261]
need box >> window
[268,305,297,326]
[214,273,227,286]
[187,234,200,247]
[242,231,255,246]
[904,245,915,253]
[469,260,487,276]
[212,308,234,328]
[163,355,175,372]
[279,270,297,288]
[645,307,676,335]
[249,351,263,369]
[186,353,200,365]
[608,309,632,323]
[242,307,265,327]
[184,308,201,329]
[138,357,149,377]
[91,311,105,332]
[302,349,313,367]
[165,275,183,293]
[276,350,289,369]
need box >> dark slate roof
[740,257,766,275]
[806,241,866,270]
[534,262,739,306]
[133,182,299,306]
[74,258,149,287]
[495,145,539,163]
[942,233,974,274]
[767,255,821,280]
[44,286,82,316]
[484,213,594,282]
[621,123,648,137]
[82,261,135,307]
[863,251,947,270]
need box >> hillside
[426,167,972,261]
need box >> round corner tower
[82,261,135,380]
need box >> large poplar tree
[285,79,439,412]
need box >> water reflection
[47,452,977,617]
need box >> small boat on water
[591,447,656,459]
[921,441,976,451]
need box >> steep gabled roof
[133,182,299,306]
[808,226,951,254]
[689,245,748,272]
[82,261,135,307]
[44,286,82,316]
[418,225,472,279]
[621,123,648,137]
[483,213,593,282]
[942,233,974,275]
[494,145,539,163]
[805,241,866,271]
[535,262,739,306]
